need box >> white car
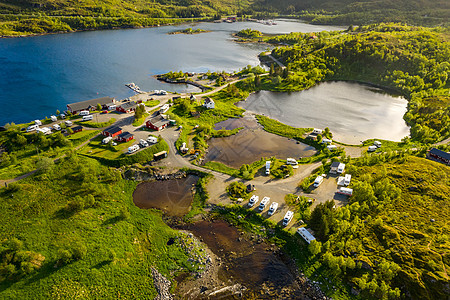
[139,139,149,147]
[248,195,259,208]
[258,197,270,212]
[268,202,278,216]
[282,211,294,226]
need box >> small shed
[116,132,134,142]
[146,116,170,131]
[330,161,345,174]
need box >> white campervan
[79,110,90,116]
[313,175,324,187]
[248,195,259,207]
[65,120,73,127]
[258,197,270,212]
[268,202,278,216]
[82,115,93,121]
[282,211,294,226]
[53,124,61,131]
[27,124,39,132]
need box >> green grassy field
[0,156,203,298]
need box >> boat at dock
[125,83,144,93]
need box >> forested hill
[253,0,449,26]
[0,0,245,17]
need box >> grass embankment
[145,100,160,107]
[80,136,169,167]
[132,113,149,127]
[0,129,99,180]
[77,118,116,128]
[0,156,204,298]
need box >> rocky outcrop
[151,267,173,300]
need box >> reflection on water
[239,81,410,144]
[205,116,316,168]
[132,176,198,216]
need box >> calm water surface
[0,20,342,125]
[239,81,410,144]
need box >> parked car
[248,195,259,208]
[268,202,278,216]
[258,197,270,212]
[139,139,149,147]
[282,211,294,226]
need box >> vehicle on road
[258,197,270,212]
[282,211,294,226]
[268,202,278,216]
[139,139,149,147]
[313,175,324,187]
[248,195,259,207]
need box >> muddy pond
[204,115,316,168]
[177,219,319,299]
[239,81,410,144]
[132,175,198,216]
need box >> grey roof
[148,116,170,127]
[118,131,133,139]
[331,161,340,168]
[430,148,450,160]
[120,101,138,110]
[67,97,115,112]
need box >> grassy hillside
[0,155,202,298]
[307,155,450,299]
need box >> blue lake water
[0,19,343,125]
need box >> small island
[168,27,210,35]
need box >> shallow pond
[239,81,410,144]
[205,116,316,168]
[179,220,308,299]
[132,176,198,216]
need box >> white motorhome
[286,158,298,169]
[344,174,351,186]
[327,145,337,151]
[258,197,270,212]
[337,187,353,196]
[313,175,324,187]
[322,138,332,144]
[65,120,73,127]
[27,125,39,132]
[108,105,117,111]
[102,137,113,144]
[147,136,158,144]
[282,211,294,226]
[60,114,66,119]
[374,141,382,148]
[159,104,170,114]
[248,195,259,207]
[368,145,377,152]
[34,120,42,126]
[128,144,140,154]
[82,115,93,121]
[313,128,323,135]
[265,161,271,175]
[139,139,149,147]
[337,163,345,174]
[50,115,57,122]
[53,124,61,131]
[268,202,278,216]
[37,127,51,135]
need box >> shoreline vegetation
[168,27,210,35]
